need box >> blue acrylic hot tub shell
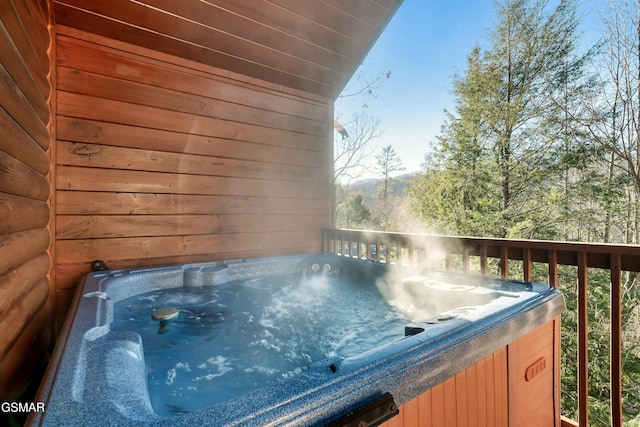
[29,254,565,426]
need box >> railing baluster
[500,245,509,279]
[523,247,532,282]
[611,253,623,427]
[445,253,452,271]
[480,244,488,276]
[548,250,558,288]
[462,247,470,273]
[577,251,589,427]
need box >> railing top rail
[324,228,640,271]
[325,228,640,254]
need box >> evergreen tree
[407,1,640,422]
[372,145,405,231]
[410,0,586,239]
[335,191,371,229]
[375,145,405,200]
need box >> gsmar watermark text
[1,401,45,413]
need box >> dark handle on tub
[326,392,399,427]
[525,356,547,381]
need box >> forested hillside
[335,0,640,424]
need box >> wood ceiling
[52,0,404,99]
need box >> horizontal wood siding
[0,0,53,401]
[54,27,334,317]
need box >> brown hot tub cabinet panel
[381,317,560,427]
[508,318,559,427]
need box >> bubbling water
[111,272,409,416]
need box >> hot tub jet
[152,307,179,334]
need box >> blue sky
[334,0,601,180]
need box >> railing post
[323,229,332,253]
[611,253,623,427]
[577,251,589,427]
[462,246,470,273]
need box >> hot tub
[30,254,564,426]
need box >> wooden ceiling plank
[322,0,392,27]
[52,0,403,99]
[375,0,400,10]
[53,3,337,98]
[201,0,365,59]
[54,0,345,88]
[266,0,377,43]
[143,0,355,72]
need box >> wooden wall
[53,27,334,324]
[0,0,53,401]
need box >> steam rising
[370,233,469,322]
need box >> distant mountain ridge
[346,173,416,206]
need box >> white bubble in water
[175,362,191,372]
[166,368,176,385]
[192,356,233,382]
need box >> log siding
[0,0,53,402]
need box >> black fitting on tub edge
[325,392,399,427]
[91,260,110,271]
